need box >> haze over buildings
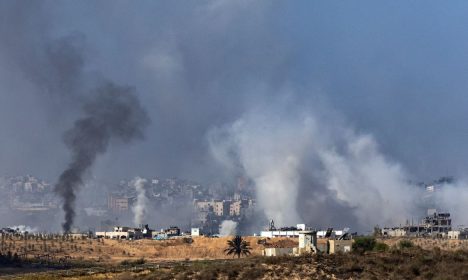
[1,1,468,232]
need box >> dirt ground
[2,235,468,265]
[0,236,298,263]
[1,236,468,279]
[6,247,468,280]
[380,237,468,251]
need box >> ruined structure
[382,209,453,238]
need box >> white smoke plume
[219,220,238,236]
[209,102,468,231]
[132,177,148,226]
[433,181,468,226]
[7,225,38,233]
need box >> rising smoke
[132,177,149,226]
[219,220,238,236]
[7,225,38,234]
[55,83,150,232]
[2,1,468,233]
[209,102,468,231]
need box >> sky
[1,0,468,184]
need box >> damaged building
[382,209,453,238]
[262,225,353,257]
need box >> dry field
[380,237,468,251]
[0,235,298,264]
[6,247,468,280]
[1,235,468,279]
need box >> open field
[0,236,467,279]
[3,247,468,280]
[380,237,468,251]
[0,236,298,264]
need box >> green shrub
[352,237,376,252]
[399,240,414,249]
[374,242,389,252]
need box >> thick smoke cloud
[55,84,149,232]
[209,102,468,230]
[208,99,468,231]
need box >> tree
[224,235,251,258]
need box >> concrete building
[328,240,353,254]
[191,228,200,236]
[296,231,318,254]
[164,226,181,236]
[229,200,242,216]
[107,194,129,211]
[213,200,230,216]
[260,221,310,238]
[448,229,468,240]
[316,229,347,239]
[381,228,407,237]
[96,226,143,239]
[262,247,293,257]
[260,228,304,238]
[382,210,453,237]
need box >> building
[96,226,143,239]
[262,247,293,257]
[328,240,353,254]
[381,209,453,237]
[448,229,468,240]
[260,221,310,238]
[108,194,130,211]
[260,227,305,238]
[213,200,230,216]
[262,229,353,256]
[191,228,200,236]
[296,231,318,254]
[164,226,181,236]
[381,228,407,237]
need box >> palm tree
[224,235,251,258]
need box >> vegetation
[399,239,414,249]
[373,242,389,252]
[353,236,390,253]
[352,236,376,252]
[224,235,252,258]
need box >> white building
[260,224,309,238]
[96,226,143,239]
[191,228,200,236]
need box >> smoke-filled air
[219,220,238,237]
[55,84,149,232]
[1,0,468,234]
[209,103,428,230]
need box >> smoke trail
[132,177,148,226]
[219,220,238,236]
[55,83,149,232]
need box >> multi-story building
[381,209,452,237]
[195,198,255,219]
[108,194,129,211]
[213,200,230,216]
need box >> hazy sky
[1,1,468,183]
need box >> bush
[374,242,389,252]
[353,237,376,252]
[120,258,145,266]
[399,240,414,249]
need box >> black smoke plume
[55,83,150,232]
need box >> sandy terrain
[0,236,298,263]
[380,237,468,251]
